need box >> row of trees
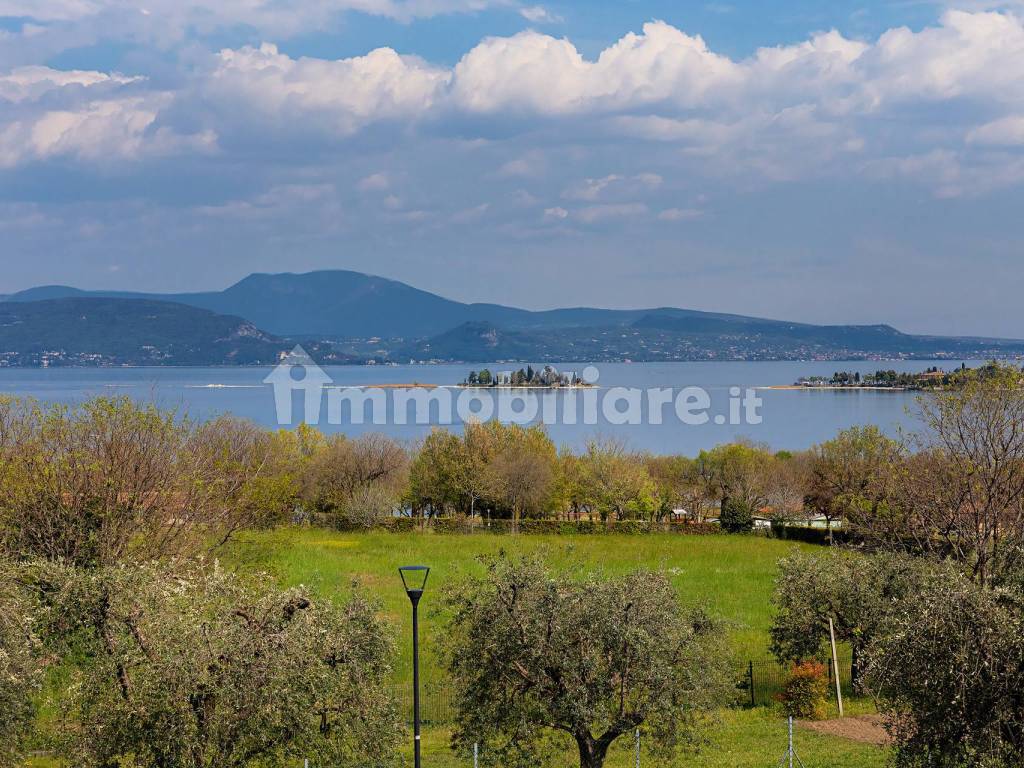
[8,376,1019,549]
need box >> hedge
[314,515,721,536]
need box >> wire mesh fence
[393,682,457,724]
[743,653,855,708]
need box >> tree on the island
[467,370,478,385]
[40,560,401,768]
[526,364,535,383]
[445,556,731,768]
[477,369,492,386]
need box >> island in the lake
[781,362,1017,390]
[459,365,594,388]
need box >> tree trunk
[850,641,861,689]
[575,733,609,768]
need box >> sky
[1,1,1024,337]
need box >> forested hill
[0,298,293,366]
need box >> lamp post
[399,565,430,768]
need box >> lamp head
[398,565,430,602]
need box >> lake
[0,360,980,454]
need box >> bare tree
[857,365,1024,587]
[0,397,271,566]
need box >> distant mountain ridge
[0,270,949,340]
[4,270,1024,364]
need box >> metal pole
[412,594,422,768]
[828,618,844,718]
[634,728,640,768]
[788,716,794,768]
[474,742,479,768]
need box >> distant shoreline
[762,384,910,391]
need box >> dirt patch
[800,714,891,746]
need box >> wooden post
[828,618,844,718]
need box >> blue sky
[1,0,1023,336]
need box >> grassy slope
[218,528,889,768]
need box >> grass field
[226,527,814,680]
[28,529,890,767]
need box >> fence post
[634,728,640,768]
[473,742,479,768]
[748,660,755,707]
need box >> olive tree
[0,562,43,768]
[863,568,1024,767]
[770,550,926,687]
[39,561,401,768]
[445,556,731,768]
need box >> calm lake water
[0,360,981,454]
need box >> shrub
[719,498,754,533]
[778,660,829,720]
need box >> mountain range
[2,270,1023,365]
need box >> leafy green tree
[445,556,731,768]
[303,432,408,525]
[862,362,1024,587]
[642,454,695,521]
[578,439,657,522]
[41,561,401,768]
[696,441,774,518]
[407,428,468,516]
[479,423,560,524]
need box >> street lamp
[399,565,430,768]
